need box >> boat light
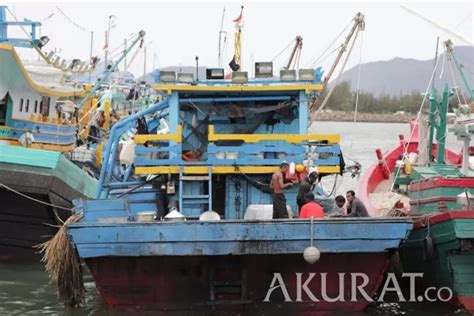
[232,71,248,84]
[299,69,315,81]
[177,72,194,83]
[159,71,176,83]
[206,68,225,80]
[39,36,50,48]
[46,51,55,62]
[280,69,296,81]
[255,62,273,78]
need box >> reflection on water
[0,122,469,315]
[1,262,470,316]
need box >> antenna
[218,7,227,67]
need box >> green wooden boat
[0,144,97,260]
[361,85,474,311]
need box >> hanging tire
[424,235,435,261]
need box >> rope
[271,37,296,62]
[306,19,353,68]
[312,27,360,116]
[5,7,33,41]
[0,183,72,211]
[56,6,90,33]
[447,53,468,105]
[317,174,339,198]
[389,52,442,192]
[353,30,364,123]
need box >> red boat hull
[359,121,460,215]
[86,253,391,314]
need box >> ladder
[209,263,247,302]
[178,166,212,216]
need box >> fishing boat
[0,6,100,260]
[42,11,414,313]
[0,6,147,260]
[58,68,413,313]
[359,42,474,311]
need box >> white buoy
[303,216,321,264]
[303,246,321,264]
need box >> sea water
[0,122,468,315]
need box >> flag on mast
[233,5,244,24]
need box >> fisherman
[296,171,319,212]
[88,110,105,143]
[335,195,347,213]
[299,192,324,218]
[345,190,369,217]
[137,116,148,134]
[270,162,293,219]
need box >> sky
[3,0,473,77]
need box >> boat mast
[217,7,226,67]
[321,12,365,89]
[284,36,303,70]
[230,6,244,71]
[445,40,474,100]
[309,12,365,113]
[78,30,146,109]
[428,85,450,164]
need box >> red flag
[233,6,243,23]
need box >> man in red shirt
[299,192,324,218]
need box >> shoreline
[313,111,415,123]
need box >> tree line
[316,81,425,114]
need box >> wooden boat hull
[86,253,391,313]
[69,216,412,313]
[358,121,460,215]
[0,145,96,260]
[400,211,474,312]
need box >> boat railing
[131,124,341,175]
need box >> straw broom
[37,213,85,307]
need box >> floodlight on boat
[52,56,61,66]
[46,51,55,62]
[255,62,273,78]
[231,71,248,84]
[280,69,296,81]
[206,68,225,80]
[159,71,176,82]
[39,36,50,48]
[299,69,315,81]
[177,72,194,83]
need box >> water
[0,122,469,315]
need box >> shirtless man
[271,162,294,219]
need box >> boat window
[26,99,30,112]
[34,101,38,113]
[20,98,24,112]
[0,93,7,125]
[40,96,50,117]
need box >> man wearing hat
[270,162,294,219]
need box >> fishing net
[36,213,85,307]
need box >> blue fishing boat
[60,63,413,313]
